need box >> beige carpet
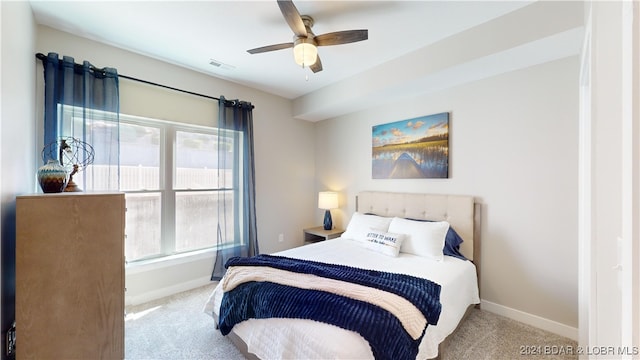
[442,307,577,360]
[125,283,244,360]
[125,284,577,360]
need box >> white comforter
[204,237,480,359]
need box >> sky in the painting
[372,112,449,147]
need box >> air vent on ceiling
[209,59,235,70]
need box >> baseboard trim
[480,299,578,341]
[125,276,213,307]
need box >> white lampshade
[293,42,318,68]
[318,191,339,210]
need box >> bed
[204,191,481,359]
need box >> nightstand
[303,226,344,244]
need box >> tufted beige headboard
[356,191,479,262]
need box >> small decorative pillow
[363,229,405,257]
[341,212,393,243]
[388,217,450,261]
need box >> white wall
[1,1,37,357]
[315,57,579,338]
[36,26,317,304]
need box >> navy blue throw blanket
[218,255,442,360]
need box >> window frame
[120,113,239,262]
[56,107,243,263]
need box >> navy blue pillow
[441,226,467,261]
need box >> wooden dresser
[16,192,125,359]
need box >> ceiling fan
[247,0,368,73]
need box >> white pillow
[363,229,405,257]
[341,212,393,242]
[388,217,450,261]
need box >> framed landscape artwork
[372,112,449,179]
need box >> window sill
[125,248,215,275]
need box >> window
[47,71,251,264]
[119,120,162,260]
[57,100,244,263]
[119,114,242,262]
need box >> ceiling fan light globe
[293,42,317,67]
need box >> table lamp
[318,191,339,230]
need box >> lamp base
[323,210,333,230]
[63,179,82,192]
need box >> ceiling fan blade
[315,30,368,47]
[247,42,294,54]
[277,0,307,37]
[310,56,323,73]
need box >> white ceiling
[29,0,536,100]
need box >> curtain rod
[35,53,220,102]
[118,74,220,101]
